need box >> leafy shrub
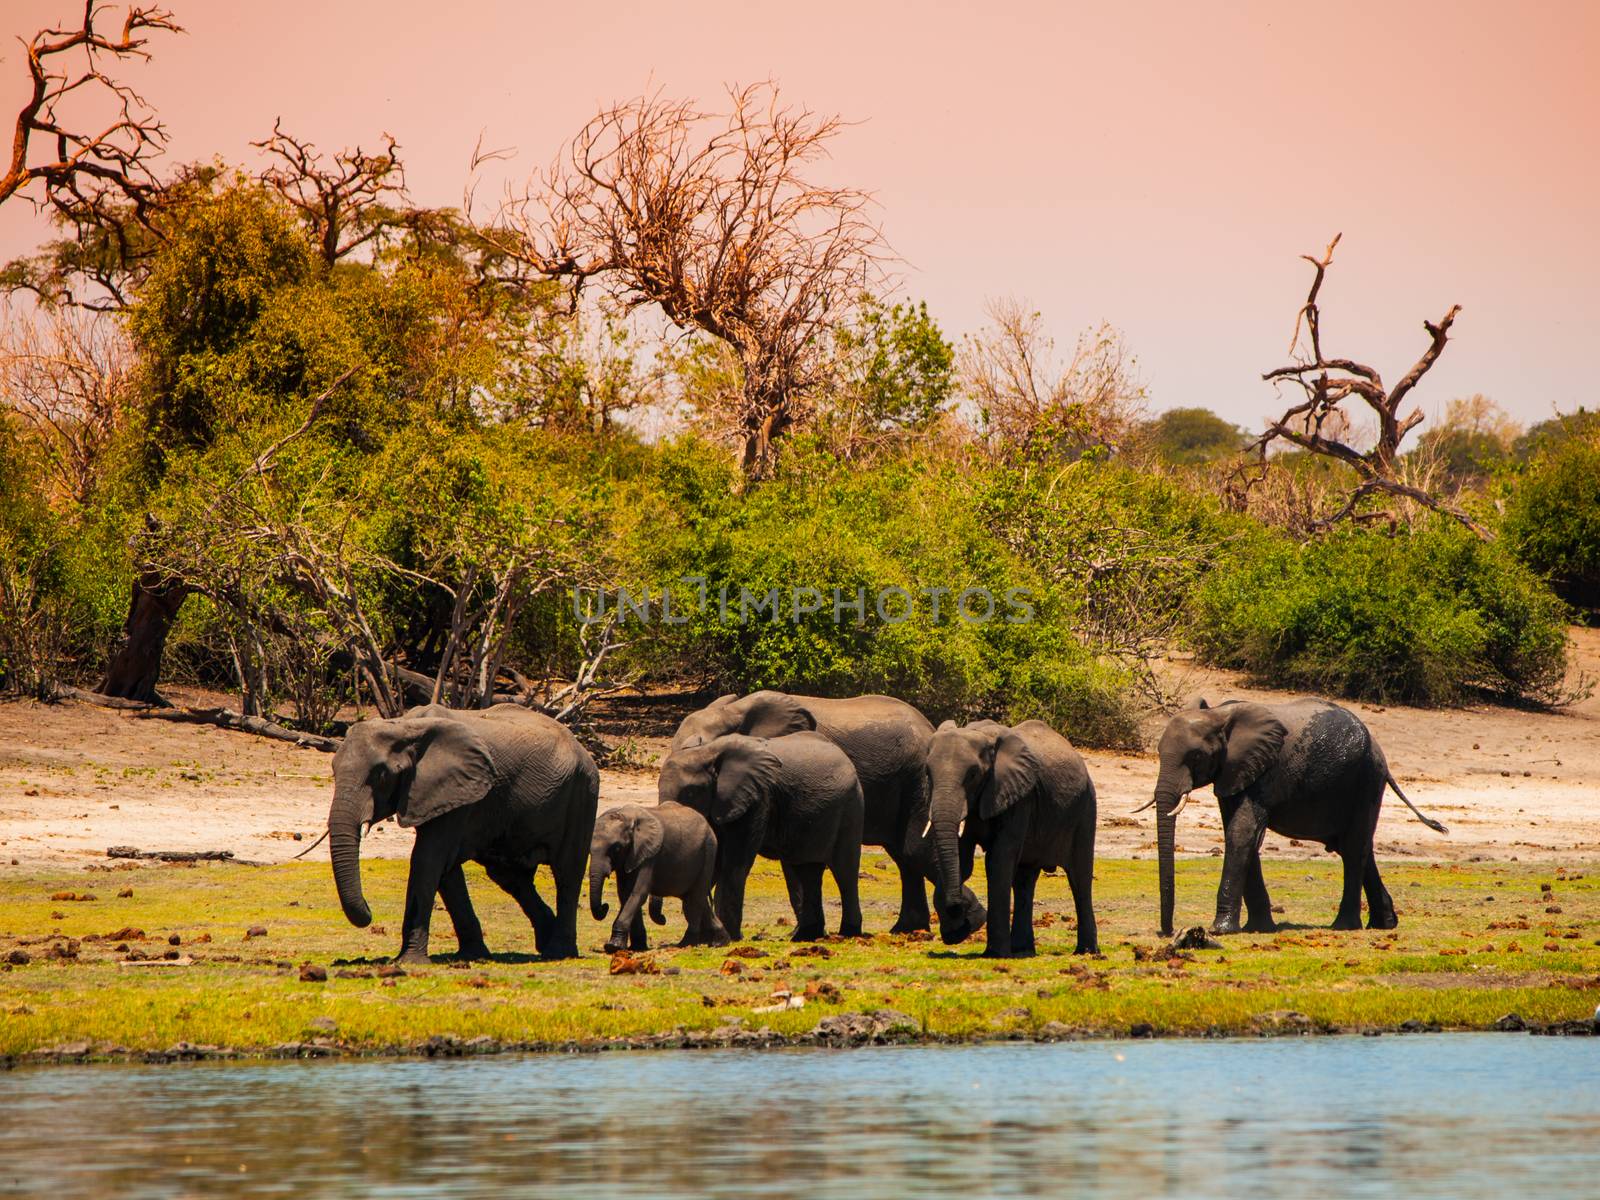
[1190,521,1570,705]
[628,439,1144,747]
[1501,435,1600,613]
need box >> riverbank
[3,855,1595,1065]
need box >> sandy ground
[1,628,1596,870]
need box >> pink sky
[3,0,1596,429]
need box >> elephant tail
[1386,771,1448,834]
[648,895,666,925]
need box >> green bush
[1191,521,1570,705]
[624,439,1144,747]
[1502,435,1600,613]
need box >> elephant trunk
[1153,768,1189,938]
[328,785,373,929]
[590,862,610,921]
[929,784,971,945]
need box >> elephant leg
[1212,799,1267,935]
[780,861,806,923]
[789,863,827,941]
[482,862,558,955]
[832,839,863,939]
[1241,850,1278,933]
[1364,854,1398,929]
[888,849,931,934]
[1009,863,1040,956]
[1331,844,1367,930]
[715,851,757,941]
[982,829,1023,957]
[438,863,490,960]
[546,855,584,960]
[681,853,729,947]
[1065,829,1099,955]
[613,867,653,952]
[397,834,457,964]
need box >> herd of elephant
[325,691,1448,964]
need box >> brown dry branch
[2,4,180,217]
[0,305,131,503]
[252,119,410,266]
[482,82,888,477]
[961,300,1146,460]
[1228,234,1487,538]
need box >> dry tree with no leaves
[1228,234,1487,538]
[2,4,180,216]
[483,82,888,478]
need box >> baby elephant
[589,803,728,953]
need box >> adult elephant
[671,691,983,934]
[328,704,599,963]
[925,719,1099,957]
[1142,698,1448,937]
[657,731,863,941]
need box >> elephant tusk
[1129,798,1157,815]
[958,818,966,838]
[921,818,932,838]
[1169,791,1192,819]
[290,829,331,860]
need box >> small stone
[298,964,327,982]
[6,949,30,966]
[168,934,181,946]
[117,888,133,898]
[376,965,406,978]
[244,925,268,940]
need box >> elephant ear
[712,738,782,824]
[1215,705,1287,797]
[980,729,1039,819]
[394,718,496,828]
[626,810,665,871]
[738,692,817,738]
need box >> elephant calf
[925,719,1099,958]
[589,803,728,953]
[658,731,864,941]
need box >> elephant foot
[980,944,1017,959]
[1007,942,1037,957]
[537,941,580,961]
[453,943,491,962]
[394,947,431,965]
[889,915,931,935]
[1242,917,1278,934]
[1329,914,1363,931]
[1209,917,1241,936]
[790,925,826,943]
[838,922,864,939]
[1367,912,1399,930]
[602,939,626,954]
[1072,941,1100,956]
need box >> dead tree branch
[483,82,888,477]
[2,4,181,217]
[252,119,410,265]
[1228,234,1486,538]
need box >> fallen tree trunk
[130,706,340,752]
[106,846,237,862]
[45,684,160,711]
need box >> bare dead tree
[2,4,180,216]
[252,119,410,266]
[1229,234,1487,537]
[0,304,132,502]
[485,82,887,477]
[961,299,1146,459]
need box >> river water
[1,1035,1596,1198]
